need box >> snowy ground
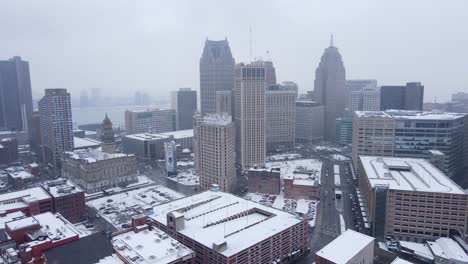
[167,160,199,186]
[339,214,346,234]
[267,153,302,161]
[315,145,345,152]
[74,222,97,237]
[244,192,317,227]
[87,185,184,230]
[330,154,350,161]
[266,159,322,185]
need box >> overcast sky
[1,0,467,102]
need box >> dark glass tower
[380,82,424,111]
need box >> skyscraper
[215,90,232,115]
[234,62,267,169]
[199,38,235,115]
[39,89,73,171]
[170,88,197,130]
[314,37,346,140]
[0,56,33,132]
[295,101,324,143]
[101,114,115,153]
[194,113,236,192]
[380,82,424,111]
[346,80,380,112]
[124,108,175,134]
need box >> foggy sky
[1,0,467,102]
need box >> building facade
[295,101,324,143]
[38,89,74,171]
[0,138,18,164]
[194,114,236,192]
[314,38,346,140]
[215,90,232,115]
[62,149,137,193]
[246,168,281,194]
[100,114,116,153]
[346,79,380,112]
[352,110,466,177]
[124,108,175,135]
[234,63,266,169]
[380,82,424,111]
[171,88,197,130]
[200,39,235,115]
[266,84,296,152]
[0,57,33,132]
[358,156,468,242]
[41,179,85,223]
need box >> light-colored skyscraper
[346,80,380,113]
[314,37,346,140]
[199,38,235,115]
[39,89,74,171]
[295,101,324,143]
[170,88,197,130]
[266,84,296,152]
[194,114,236,192]
[234,63,267,169]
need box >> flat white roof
[9,170,33,180]
[73,137,101,149]
[391,257,413,264]
[0,187,51,211]
[42,179,83,197]
[355,110,465,120]
[149,191,303,257]
[159,129,193,139]
[112,227,193,264]
[316,229,374,263]
[427,238,468,262]
[266,159,321,186]
[360,156,465,194]
[125,133,171,141]
[65,149,129,163]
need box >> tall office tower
[215,90,232,115]
[194,114,236,192]
[295,101,325,143]
[380,82,424,111]
[314,37,346,140]
[101,114,115,153]
[79,89,89,108]
[266,84,296,152]
[352,110,466,177]
[199,38,235,115]
[170,88,197,130]
[234,63,267,169]
[124,108,175,135]
[39,89,74,171]
[254,60,276,87]
[0,56,33,132]
[280,81,299,99]
[346,80,380,112]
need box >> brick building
[41,179,85,223]
[246,168,281,194]
[0,187,52,216]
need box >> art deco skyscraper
[234,62,266,169]
[39,89,73,171]
[199,38,235,115]
[314,36,346,140]
[194,113,236,192]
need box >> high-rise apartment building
[39,89,74,171]
[171,88,197,130]
[199,39,235,115]
[194,114,236,192]
[314,38,346,140]
[234,63,266,169]
[352,110,466,177]
[266,84,296,152]
[380,82,424,111]
[0,56,33,132]
[124,108,175,135]
[295,101,324,143]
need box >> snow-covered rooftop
[125,133,171,141]
[266,159,322,186]
[0,211,26,229]
[73,136,101,149]
[9,170,34,180]
[391,257,413,264]
[316,229,374,263]
[202,114,232,126]
[360,156,465,194]
[65,149,129,163]
[427,238,468,263]
[112,227,193,264]
[159,129,193,139]
[355,110,465,120]
[42,178,84,198]
[0,187,51,211]
[149,190,303,257]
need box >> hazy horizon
[1,0,467,102]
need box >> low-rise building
[160,129,194,151]
[427,238,468,264]
[0,138,18,164]
[246,168,281,195]
[41,179,85,223]
[7,167,35,189]
[358,156,468,241]
[150,190,308,264]
[122,133,172,161]
[316,229,375,264]
[112,215,194,264]
[0,187,52,216]
[62,149,137,193]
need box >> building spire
[330,34,334,47]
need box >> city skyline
[1,1,467,102]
